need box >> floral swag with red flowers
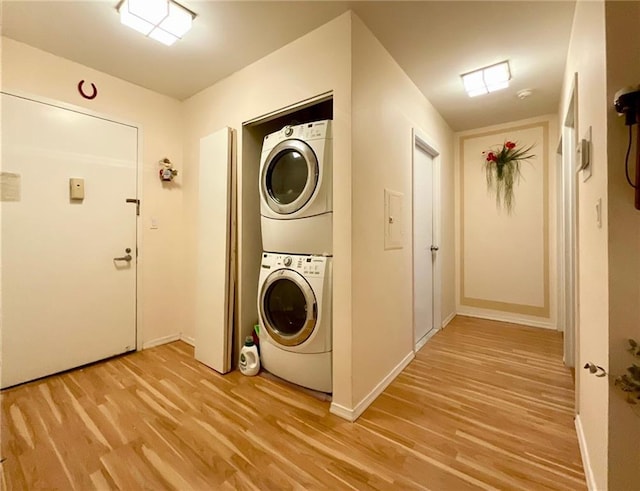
[482,140,535,213]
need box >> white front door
[1,93,138,388]
[413,141,435,350]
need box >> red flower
[505,141,516,150]
[487,152,497,162]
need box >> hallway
[0,316,585,490]
[380,316,585,489]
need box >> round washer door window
[260,270,317,347]
[262,139,319,215]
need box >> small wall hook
[78,80,97,100]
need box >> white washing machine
[259,120,332,255]
[257,252,332,393]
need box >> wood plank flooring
[1,316,586,490]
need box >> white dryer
[259,120,332,255]
[257,252,332,393]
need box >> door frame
[411,128,442,352]
[1,90,144,351]
[558,74,580,413]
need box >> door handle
[114,254,132,262]
[583,362,607,377]
[430,246,439,252]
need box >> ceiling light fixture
[117,0,196,46]
[461,61,511,97]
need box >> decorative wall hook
[159,158,178,182]
[583,362,607,377]
[77,80,98,100]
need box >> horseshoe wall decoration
[78,80,98,100]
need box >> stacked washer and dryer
[257,120,333,393]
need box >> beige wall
[2,12,456,417]
[180,13,354,408]
[604,2,640,489]
[181,11,456,414]
[350,16,455,407]
[1,37,185,348]
[455,115,558,329]
[560,1,609,489]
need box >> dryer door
[261,139,319,215]
[259,269,317,347]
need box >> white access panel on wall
[194,127,235,374]
[1,93,138,388]
[384,189,403,250]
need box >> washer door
[261,139,319,215]
[260,269,317,347]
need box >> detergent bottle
[239,336,260,376]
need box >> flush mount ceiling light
[461,61,511,97]
[117,0,196,46]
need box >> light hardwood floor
[1,316,586,490]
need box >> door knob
[430,246,439,252]
[114,254,132,262]
[583,362,607,377]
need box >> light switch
[69,178,84,200]
[150,217,159,230]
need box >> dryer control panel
[261,253,327,278]
[263,120,333,150]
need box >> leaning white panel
[195,127,235,374]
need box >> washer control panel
[263,120,332,148]
[261,253,327,277]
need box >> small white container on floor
[239,336,260,376]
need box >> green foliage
[614,339,640,405]
[483,141,536,213]
[485,159,521,212]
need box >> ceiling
[1,1,576,131]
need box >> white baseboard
[330,351,415,422]
[180,334,195,347]
[441,311,456,328]
[329,401,354,421]
[415,328,439,352]
[575,415,597,491]
[142,333,181,350]
[456,307,556,330]
[141,333,195,350]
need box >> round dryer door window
[262,139,319,215]
[260,270,317,347]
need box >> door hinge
[126,198,140,216]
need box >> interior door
[1,93,138,388]
[413,143,435,349]
[561,85,579,373]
